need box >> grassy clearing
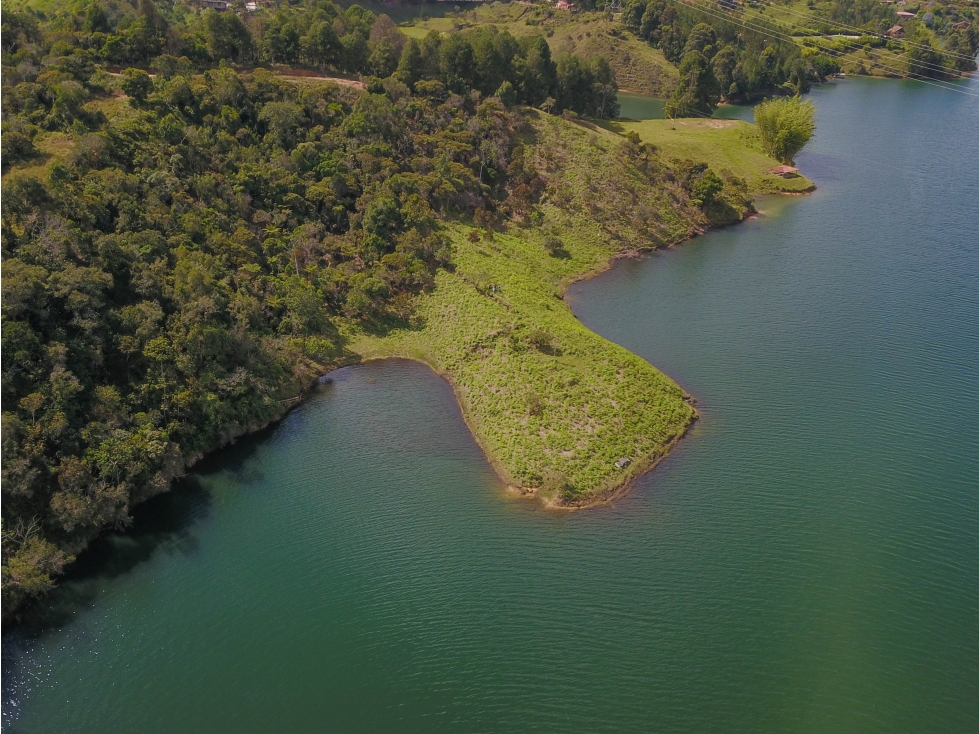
[604,118,816,194]
[348,111,706,505]
[402,5,679,97]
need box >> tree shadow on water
[11,476,213,635]
[10,411,303,635]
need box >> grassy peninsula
[607,118,816,194]
[350,110,702,503]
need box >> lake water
[616,91,753,121]
[4,77,978,732]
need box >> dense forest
[623,0,840,115]
[0,0,629,617]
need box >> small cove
[4,77,979,733]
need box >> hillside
[1,0,815,615]
[403,5,680,96]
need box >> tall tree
[665,50,720,118]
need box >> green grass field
[605,117,816,194]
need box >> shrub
[526,328,553,351]
[543,235,563,255]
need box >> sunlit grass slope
[606,118,816,194]
[349,111,704,504]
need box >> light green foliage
[754,97,816,164]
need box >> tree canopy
[0,0,629,619]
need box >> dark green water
[616,91,753,120]
[5,78,979,732]
[617,92,667,120]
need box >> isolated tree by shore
[754,97,816,164]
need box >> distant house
[555,0,575,9]
[718,0,738,9]
[245,1,258,10]
[201,0,228,8]
[770,165,799,178]
[896,10,916,20]
[886,24,905,38]
[880,0,893,4]
[614,457,631,469]
[953,20,970,30]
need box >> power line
[750,1,979,64]
[701,0,975,77]
[677,0,979,96]
[677,0,962,80]
[681,0,959,80]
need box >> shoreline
[326,184,810,510]
[173,162,814,512]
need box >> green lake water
[616,92,667,120]
[616,91,753,121]
[4,77,979,732]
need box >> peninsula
[347,107,810,505]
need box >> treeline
[0,0,618,117]
[2,0,604,615]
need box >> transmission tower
[607,0,623,12]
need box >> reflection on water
[617,92,666,119]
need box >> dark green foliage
[624,0,825,101]
[0,10,545,615]
[665,50,720,118]
[554,55,620,119]
[120,68,152,103]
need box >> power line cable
[750,1,979,64]
[676,0,979,96]
[697,0,974,76]
[680,0,962,79]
